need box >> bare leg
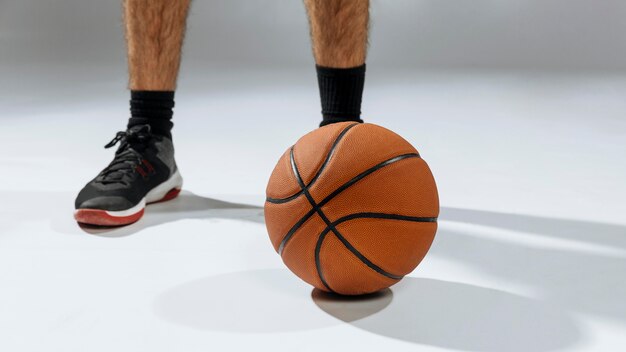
[73,0,191,226]
[124,0,191,90]
[304,0,369,126]
[304,0,369,68]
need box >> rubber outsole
[74,187,181,227]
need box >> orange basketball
[264,122,439,295]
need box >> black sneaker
[74,125,183,226]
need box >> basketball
[264,122,439,295]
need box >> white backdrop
[1,1,626,352]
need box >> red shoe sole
[74,188,181,227]
[150,188,181,204]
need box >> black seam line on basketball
[304,191,340,291]
[277,152,421,255]
[332,213,438,224]
[313,213,436,292]
[314,230,333,292]
[327,228,404,280]
[314,219,407,288]
[266,123,360,204]
[289,146,336,292]
[290,148,403,288]
[315,153,420,209]
[315,212,437,283]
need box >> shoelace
[97,126,153,185]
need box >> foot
[74,125,182,226]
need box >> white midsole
[103,199,146,217]
[95,170,183,217]
[145,169,183,203]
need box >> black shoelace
[97,126,153,185]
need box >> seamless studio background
[1,0,624,220]
[3,0,626,69]
[0,1,625,352]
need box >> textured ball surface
[265,122,439,295]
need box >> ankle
[128,90,175,139]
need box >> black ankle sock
[316,64,366,127]
[128,90,175,138]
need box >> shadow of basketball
[312,277,580,352]
[311,289,393,322]
[153,268,579,352]
[153,269,344,332]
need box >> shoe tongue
[123,124,152,148]
[128,124,151,135]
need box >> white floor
[1,65,625,351]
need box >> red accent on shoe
[74,208,144,227]
[74,188,181,227]
[135,165,147,177]
[150,188,181,204]
[142,159,156,174]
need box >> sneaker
[74,125,183,226]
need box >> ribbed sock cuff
[128,90,175,138]
[317,64,366,127]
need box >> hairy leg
[304,0,369,126]
[74,0,191,226]
[304,0,369,68]
[124,0,191,90]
